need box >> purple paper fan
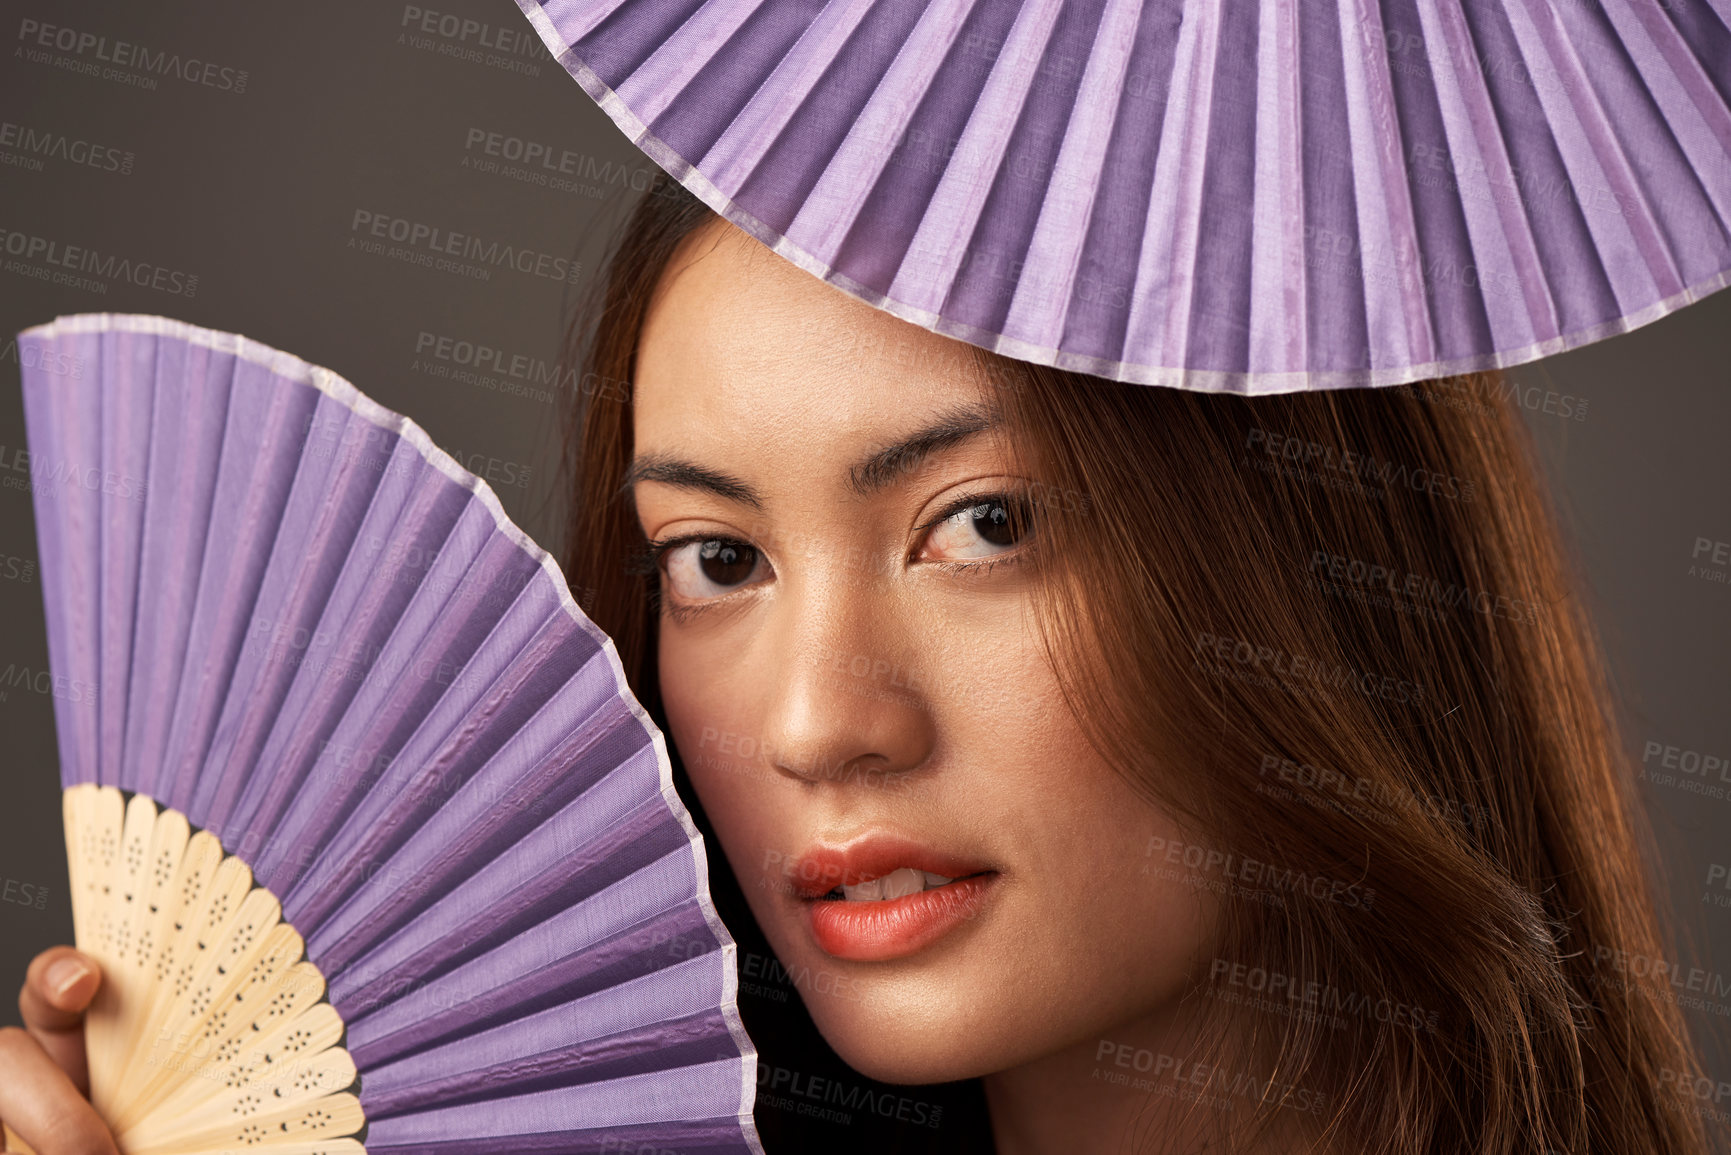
[515,0,1731,392]
[18,313,763,1154]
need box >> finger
[0,1027,117,1155]
[18,949,100,1093]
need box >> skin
[2,947,116,1155]
[632,220,1273,1153]
[1,219,1313,1155]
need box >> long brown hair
[559,175,1715,1155]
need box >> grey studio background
[0,0,1728,1127]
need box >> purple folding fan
[17,313,763,1154]
[514,0,1731,393]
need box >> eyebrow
[624,403,995,508]
[847,404,994,497]
[622,456,764,509]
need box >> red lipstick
[789,838,997,962]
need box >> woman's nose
[755,595,939,788]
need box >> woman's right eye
[661,538,769,601]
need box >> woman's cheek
[663,690,790,915]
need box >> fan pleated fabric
[516,0,1731,391]
[19,313,764,1154]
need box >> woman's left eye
[662,538,769,601]
[921,495,1031,561]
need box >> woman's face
[632,220,1214,1085]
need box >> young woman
[3,177,1715,1155]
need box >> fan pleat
[250,518,544,897]
[1123,0,1225,376]
[282,612,599,919]
[98,330,153,789]
[308,688,643,968]
[194,405,395,833]
[364,1060,752,1146]
[620,0,762,131]
[1245,0,1308,376]
[1179,0,1260,376]
[160,359,321,809]
[224,474,480,847]
[20,325,98,781]
[368,1115,754,1154]
[575,0,710,94]
[787,0,972,265]
[329,789,685,1017]
[735,1,936,239]
[834,0,1025,305]
[1003,0,1147,360]
[1563,0,1731,287]
[364,1006,740,1119]
[348,882,717,1067]
[1057,2,1182,372]
[518,0,1731,389]
[21,315,762,1152]
[1531,2,1682,310]
[655,0,830,176]
[698,0,875,199]
[1399,3,1518,362]
[125,335,228,800]
[941,0,1107,342]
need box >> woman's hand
[1,947,118,1155]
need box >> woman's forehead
[635,220,989,440]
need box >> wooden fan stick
[63,785,366,1153]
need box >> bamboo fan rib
[18,313,764,1154]
[514,0,1731,392]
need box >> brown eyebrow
[624,403,995,509]
[622,456,764,510]
[847,405,994,496]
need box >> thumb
[27,949,101,1021]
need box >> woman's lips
[789,839,997,962]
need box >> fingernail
[46,956,91,1000]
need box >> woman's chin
[807,1018,992,1087]
[795,986,1020,1086]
